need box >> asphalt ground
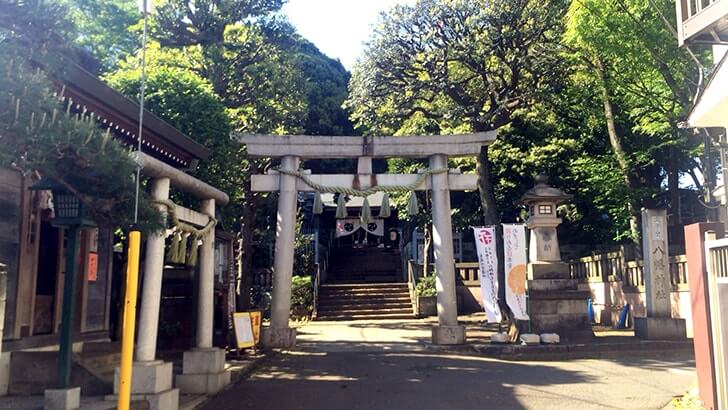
[202,318,696,410]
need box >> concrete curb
[184,352,269,410]
[425,340,695,361]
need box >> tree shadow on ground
[203,346,608,410]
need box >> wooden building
[0,61,233,399]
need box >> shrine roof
[57,62,209,168]
[236,132,497,158]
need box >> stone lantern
[519,174,572,272]
[517,175,592,340]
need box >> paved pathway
[203,318,696,410]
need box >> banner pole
[117,230,141,410]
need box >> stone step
[321,283,408,289]
[318,305,413,315]
[317,301,412,312]
[319,293,410,301]
[320,287,409,294]
[316,312,416,321]
[320,286,409,293]
[318,294,410,301]
[316,280,414,321]
[321,284,407,290]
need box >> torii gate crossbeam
[238,132,497,347]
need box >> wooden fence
[406,261,480,286]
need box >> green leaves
[346,0,566,135]
[0,38,163,233]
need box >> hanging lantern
[30,177,96,228]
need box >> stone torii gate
[239,132,496,346]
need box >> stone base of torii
[239,133,496,346]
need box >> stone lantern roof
[518,174,573,205]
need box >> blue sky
[282,0,416,70]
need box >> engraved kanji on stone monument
[641,209,671,317]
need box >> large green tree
[63,0,140,72]
[150,2,307,308]
[346,0,566,226]
[565,0,708,241]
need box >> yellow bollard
[117,230,141,410]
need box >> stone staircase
[8,341,120,396]
[316,283,415,321]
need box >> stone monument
[634,208,686,340]
[519,175,593,340]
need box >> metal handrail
[313,262,321,319]
[407,259,419,306]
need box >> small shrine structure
[238,133,496,346]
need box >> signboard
[87,252,98,282]
[232,311,262,349]
[473,227,501,323]
[503,224,528,320]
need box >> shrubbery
[290,275,313,319]
[415,275,437,297]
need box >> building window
[538,204,553,215]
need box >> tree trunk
[476,144,510,330]
[594,56,640,242]
[667,144,680,225]
[477,145,499,226]
[423,223,431,277]
[236,159,260,310]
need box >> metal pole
[117,230,141,410]
[133,0,149,224]
[57,226,80,389]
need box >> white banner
[473,227,501,323]
[503,224,529,320]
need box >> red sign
[478,229,493,245]
[87,252,98,282]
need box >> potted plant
[414,275,437,317]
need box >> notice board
[232,311,261,349]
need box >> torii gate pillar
[263,155,300,348]
[430,154,466,344]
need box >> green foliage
[290,275,313,318]
[0,0,162,233]
[287,37,354,136]
[415,275,437,297]
[346,0,566,134]
[293,210,316,277]
[563,0,708,239]
[62,0,140,72]
[104,62,249,230]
